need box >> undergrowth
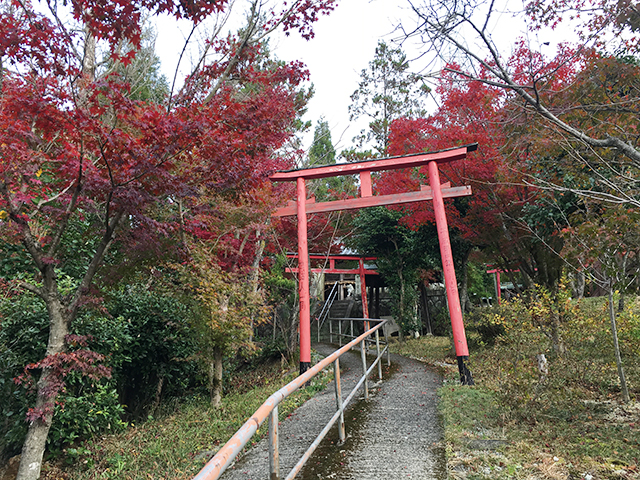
[392,292,640,480]
[41,351,332,480]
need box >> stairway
[328,298,355,319]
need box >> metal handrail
[328,317,391,369]
[192,319,389,480]
[316,282,339,342]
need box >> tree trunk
[210,348,224,408]
[287,299,300,358]
[82,26,96,80]
[248,234,265,342]
[17,294,68,480]
[618,292,625,314]
[570,271,585,299]
[151,376,164,415]
[609,287,630,403]
[419,282,432,335]
[397,268,405,342]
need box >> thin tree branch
[68,209,124,316]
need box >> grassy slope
[42,356,332,480]
[391,297,640,480]
[41,295,640,480]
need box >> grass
[389,333,453,364]
[40,294,640,479]
[41,352,332,480]
[391,295,640,480]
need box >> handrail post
[269,406,280,480]
[329,319,333,344]
[360,340,369,399]
[333,358,346,442]
[338,319,342,347]
[385,329,390,366]
[375,329,382,381]
[350,319,354,342]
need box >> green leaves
[348,40,429,156]
[347,207,428,332]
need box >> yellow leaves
[0,210,7,220]
[36,168,43,177]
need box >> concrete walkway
[220,343,445,480]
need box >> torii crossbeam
[270,144,478,385]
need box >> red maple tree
[377,65,548,302]
[0,1,336,477]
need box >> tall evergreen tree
[309,117,336,165]
[307,119,356,202]
[348,40,430,156]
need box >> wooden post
[428,161,473,385]
[297,178,311,374]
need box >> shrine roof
[270,143,478,181]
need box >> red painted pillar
[296,177,311,374]
[359,259,369,319]
[359,259,370,340]
[428,161,474,385]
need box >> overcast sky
[153,1,559,154]
[155,1,423,154]
[271,1,420,152]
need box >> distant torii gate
[284,253,379,318]
[270,144,477,385]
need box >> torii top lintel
[270,143,478,181]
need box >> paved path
[220,343,444,480]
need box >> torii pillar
[270,144,477,385]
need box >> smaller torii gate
[270,145,477,385]
[486,267,522,305]
[284,253,379,318]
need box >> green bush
[469,289,640,421]
[0,291,49,460]
[0,292,129,459]
[48,378,127,451]
[466,305,509,346]
[430,306,452,337]
[106,287,201,417]
[0,285,203,459]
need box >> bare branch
[410,0,640,165]
[18,281,44,297]
[45,150,84,258]
[202,0,261,104]
[68,210,124,316]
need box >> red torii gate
[270,144,477,385]
[284,253,379,318]
[487,267,522,305]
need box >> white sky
[152,1,568,154]
[270,0,418,152]
[154,1,422,154]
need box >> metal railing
[328,317,362,347]
[316,282,339,342]
[328,317,392,366]
[192,318,389,480]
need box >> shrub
[106,287,201,417]
[0,284,203,460]
[0,291,128,460]
[48,378,127,451]
[0,290,48,460]
[470,289,640,425]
